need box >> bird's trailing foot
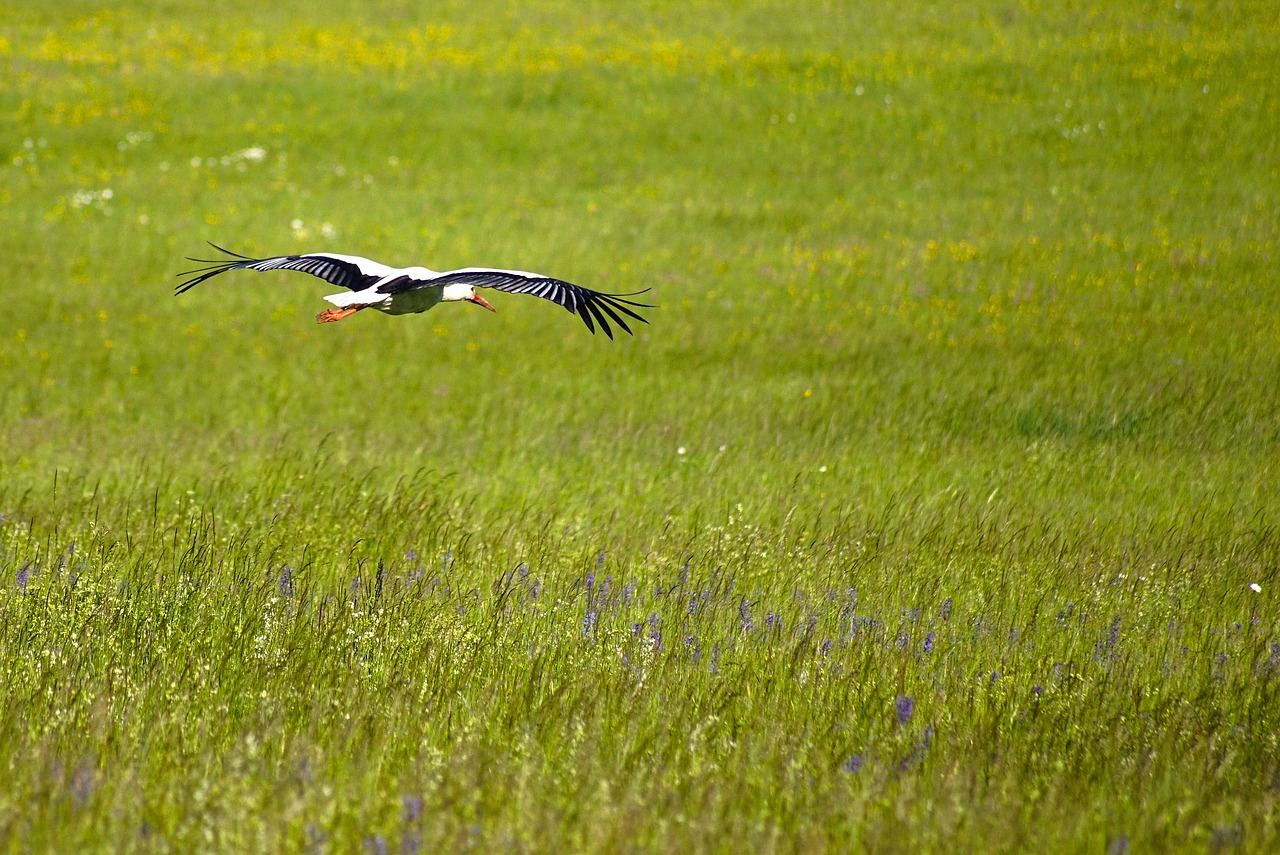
[316,306,363,323]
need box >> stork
[176,244,651,338]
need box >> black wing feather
[175,243,379,294]
[388,268,653,337]
[591,296,634,338]
[583,298,614,340]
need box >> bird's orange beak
[469,293,496,312]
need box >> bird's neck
[441,283,473,303]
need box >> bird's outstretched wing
[175,243,394,294]
[381,267,652,339]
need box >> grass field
[1,0,1278,851]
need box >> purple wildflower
[402,794,424,823]
[895,695,914,726]
[897,725,935,772]
[583,610,597,637]
[71,763,94,804]
[307,826,326,849]
[842,755,864,773]
[585,570,595,591]
[17,562,31,593]
[923,631,935,653]
[940,598,953,621]
[1209,825,1243,850]
[405,548,418,563]
[1094,616,1122,660]
[277,566,295,598]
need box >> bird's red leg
[316,306,364,324]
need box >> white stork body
[176,245,651,338]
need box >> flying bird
[176,244,652,338]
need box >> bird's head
[442,283,496,312]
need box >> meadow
[1,0,1278,850]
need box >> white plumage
[176,244,651,338]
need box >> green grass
[1,0,1278,851]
